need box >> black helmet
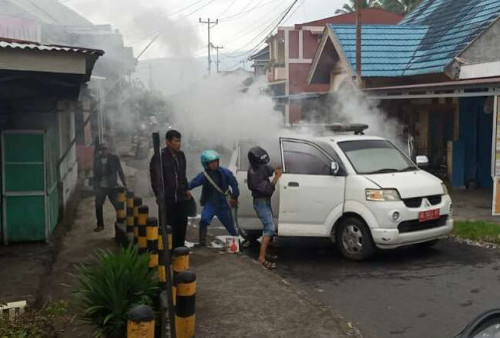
[248,146,270,166]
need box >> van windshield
[338,140,416,175]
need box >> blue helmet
[201,150,220,169]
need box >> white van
[228,131,453,260]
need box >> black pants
[165,200,188,248]
[95,187,120,226]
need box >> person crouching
[188,150,239,247]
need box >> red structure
[265,9,403,124]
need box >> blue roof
[328,0,500,77]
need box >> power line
[134,0,219,59]
[217,0,238,17]
[219,0,288,45]
[223,0,301,59]
[219,0,280,22]
[183,0,219,17]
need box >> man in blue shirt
[188,150,239,247]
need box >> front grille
[402,195,442,208]
[427,195,442,205]
[398,216,448,233]
[403,197,422,208]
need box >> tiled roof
[329,0,500,77]
[296,8,403,28]
[0,37,104,55]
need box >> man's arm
[226,169,240,199]
[187,172,206,191]
[116,156,127,187]
[149,154,159,196]
[93,156,100,190]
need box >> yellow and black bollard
[116,187,126,224]
[146,217,159,269]
[173,246,190,306]
[175,271,196,338]
[158,225,173,289]
[137,206,148,254]
[126,191,135,243]
[133,197,143,245]
[127,304,155,338]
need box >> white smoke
[67,0,202,57]
[328,86,406,150]
[168,73,284,151]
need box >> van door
[278,138,345,237]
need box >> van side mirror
[416,155,429,168]
[331,161,340,175]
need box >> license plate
[419,209,440,222]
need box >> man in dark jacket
[247,146,281,269]
[150,130,192,248]
[94,144,127,232]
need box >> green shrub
[73,245,158,338]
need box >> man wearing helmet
[150,130,192,248]
[247,146,282,270]
[187,150,239,247]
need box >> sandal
[266,253,278,261]
[261,260,276,270]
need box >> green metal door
[2,131,47,244]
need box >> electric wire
[222,0,301,59]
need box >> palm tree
[378,0,422,14]
[335,0,381,15]
[335,0,422,15]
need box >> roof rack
[324,123,369,135]
[290,123,369,135]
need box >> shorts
[253,198,275,237]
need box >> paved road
[242,238,500,338]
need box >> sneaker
[94,225,104,232]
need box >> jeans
[200,203,237,236]
[253,198,275,237]
[95,187,120,226]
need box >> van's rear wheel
[336,217,375,260]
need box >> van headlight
[441,183,448,195]
[366,189,401,202]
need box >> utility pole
[211,43,223,73]
[356,0,362,87]
[199,18,218,75]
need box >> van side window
[282,141,331,175]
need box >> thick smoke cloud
[68,0,202,57]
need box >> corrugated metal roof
[0,38,104,56]
[329,0,500,77]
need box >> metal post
[199,18,218,76]
[356,0,362,87]
[152,132,176,338]
[211,44,223,73]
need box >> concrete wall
[461,19,500,63]
[57,101,78,208]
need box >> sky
[65,0,348,69]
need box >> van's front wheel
[336,217,375,260]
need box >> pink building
[265,9,403,124]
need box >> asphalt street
[242,237,500,338]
